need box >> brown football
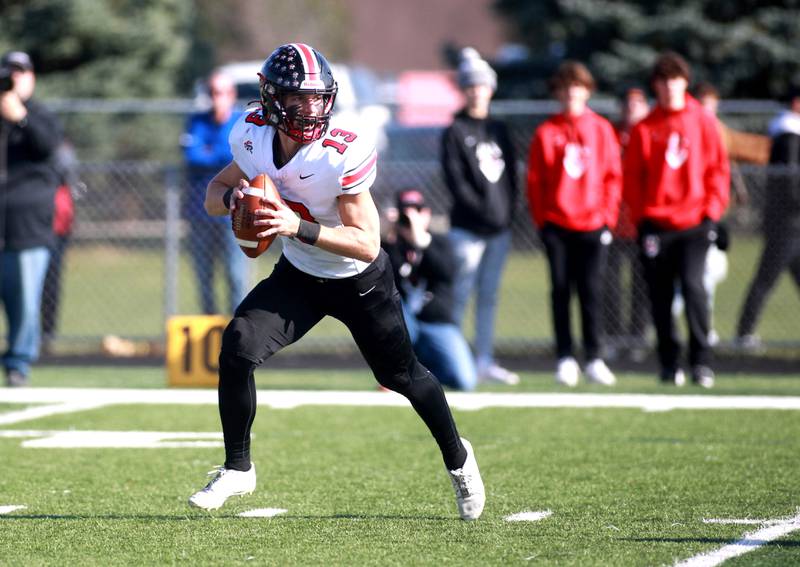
[231,173,281,258]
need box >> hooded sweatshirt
[526,108,622,231]
[623,95,730,230]
[764,109,800,234]
[441,111,518,235]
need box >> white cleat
[555,356,580,387]
[478,362,520,385]
[188,463,256,510]
[447,438,485,521]
[585,359,617,386]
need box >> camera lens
[0,68,13,92]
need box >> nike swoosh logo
[358,285,376,297]
[299,173,314,180]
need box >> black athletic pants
[217,250,467,472]
[603,238,650,340]
[638,220,713,371]
[736,229,800,337]
[540,224,609,361]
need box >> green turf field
[2,367,799,565]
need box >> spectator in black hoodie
[735,84,800,349]
[441,47,519,385]
[383,189,477,391]
[0,51,62,386]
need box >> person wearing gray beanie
[456,48,497,91]
[441,47,519,386]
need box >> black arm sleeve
[496,122,519,219]
[15,102,62,162]
[418,235,455,284]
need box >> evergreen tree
[493,0,800,98]
[0,0,193,97]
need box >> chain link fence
[13,99,799,363]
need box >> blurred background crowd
[0,0,798,376]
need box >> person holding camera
[0,51,63,386]
[382,189,478,391]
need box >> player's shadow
[285,513,450,522]
[1,514,237,521]
[623,537,800,547]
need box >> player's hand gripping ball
[231,173,281,258]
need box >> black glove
[715,222,730,251]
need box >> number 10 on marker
[166,315,228,387]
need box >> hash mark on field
[239,508,288,518]
[0,505,26,514]
[504,510,552,522]
[675,510,800,566]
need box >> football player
[188,43,485,521]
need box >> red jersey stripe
[341,150,377,188]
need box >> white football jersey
[229,110,378,278]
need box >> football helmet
[258,43,337,143]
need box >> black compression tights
[217,353,467,472]
[218,353,257,471]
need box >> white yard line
[0,429,222,448]
[702,518,775,525]
[2,388,800,412]
[0,401,112,425]
[676,511,800,567]
[0,505,26,514]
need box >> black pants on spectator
[603,238,650,341]
[217,251,466,473]
[639,221,712,370]
[41,234,70,345]
[736,230,800,337]
[541,224,608,361]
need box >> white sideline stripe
[676,511,800,567]
[0,505,26,514]
[239,508,288,518]
[3,389,800,412]
[0,429,222,448]
[504,510,552,522]
[0,401,111,425]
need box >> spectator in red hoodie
[527,61,622,387]
[623,52,730,388]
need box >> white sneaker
[188,464,256,510]
[660,368,687,387]
[478,362,520,385]
[585,359,616,386]
[735,334,765,353]
[447,438,485,521]
[555,357,580,387]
